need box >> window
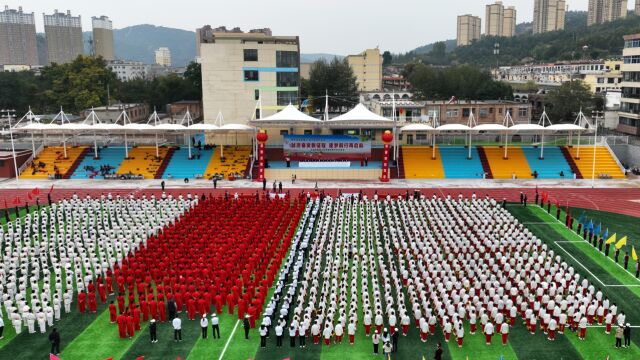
[277,91,297,106]
[304,130,313,135]
[255,108,261,119]
[276,51,298,68]
[416,134,427,140]
[623,56,640,64]
[244,70,259,81]
[446,109,459,118]
[518,108,528,118]
[625,39,640,48]
[615,64,621,71]
[619,117,638,127]
[280,130,289,136]
[277,72,298,87]
[244,49,258,61]
[608,78,615,84]
[597,77,605,84]
[479,108,489,118]
[462,108,471,117]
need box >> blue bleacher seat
[440,147,485,179]
[161,148,214,179]
[521,146,573,179]
[70,147,127,179]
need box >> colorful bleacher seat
[20,146,87,179]
[482,146,533,179]
[521,146,573,179]
[116,147,169,179]
[161,148,214,179]
[439,147,485,179]
[70,147,128,179]
[401,146,445,179]
[203,146,251,180]
[566,146,625,179]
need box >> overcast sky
[11,0,633,54]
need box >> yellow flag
[615,236,627,250]
[633,246,638,261]
[606,233,617,244]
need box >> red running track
[1,187,639,218]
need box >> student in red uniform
[109,301,117,323]
[140,299,149,322]
[98,282,107,303]
[133,307,141,331]
[126,312,135,338]
[116,313,127,338]
[77,291,87,313]
[117,294,125,314]
[158,299,166,322]
[149,299,158,320]
[88,291,98,313]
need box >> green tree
[382,51,392,66]
[183,61,202,99]
[308,57,358,110]
[545,80,597,122]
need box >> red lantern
[256,131,268,143]
[381,131,394,144]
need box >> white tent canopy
[154,123,187,131]
[327,104,393,123]
[436,124,471,132]
[508,124,547,132]
[188,123,220,131]
[399,124,435,132]
[546,124,588,132]
[253,104,321,124]
[473,124,508,132]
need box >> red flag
[135,357,145,360]
[50,354,60,360]
[27,193,33,201]
[105,358,113,360]
[32,187,40,195]
[12,196,20,206]
[49,184,54,193]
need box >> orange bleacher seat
[116,147,169,179]
[566,146,625,179]
[20,146,87,179]
[401,146,445,179]
[204,146,251,180]
[483,146,532,179]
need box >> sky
[10,0,634,54]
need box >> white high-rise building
[155,47,171,67]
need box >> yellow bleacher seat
[566,146,625,179]
[483,146,532,179]
[20,146,87,179]
[204,146,251,180]
[401,146,445,179]
[116,147,169,179]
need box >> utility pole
[1,109,19,184]
[591,110,603,188]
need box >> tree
[308,57,358,110]
[405,63,513,100]
[382,51,392,66]
[183,61,202,99]
[545,80,597,122]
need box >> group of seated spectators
[84,165,115,177]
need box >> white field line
[555,242,606,287]
[537,207,640,286]
[218,320,241,360]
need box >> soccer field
[1,198,639,360]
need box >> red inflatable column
[255,131,268,182]
[380,130,393,183]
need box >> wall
[0,150,32,178]
[610,144,640,167]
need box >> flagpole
[591,111,600,188]
[2,109,19,185]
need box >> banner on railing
[283,135,371,161]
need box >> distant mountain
[300,53,344,63]
[412,39,457,55]
[82,24,197,67]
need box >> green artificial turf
[570,207,640,250]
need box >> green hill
[395,11,639,68]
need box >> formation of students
[0,193,193,337]
[259,194,628,349]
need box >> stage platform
[264,168,381,180]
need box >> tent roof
[187,123,220,131]
[399,124,435,132]
[327,104,393,123]
[545,124,587,132]
[123,123,156,131]
[509,124,546,132]
[218,123,254,132]
[473,124,508,131]
[436,124,471,131]
[58,123,93,131]
[254,104,321,123]
[92,123,124,131]
[154,124,187,131]
[15,123,59,132]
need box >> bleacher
[482,146,533,179]
[203,146,251,180]
[439,147,485,179]
[70,147,128,179]
[161,148,214,179]
[521,147,573,179]
[401,146,445,179]
[20,146,87,179]
[566,146,625,179]
[115,147,170,179]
